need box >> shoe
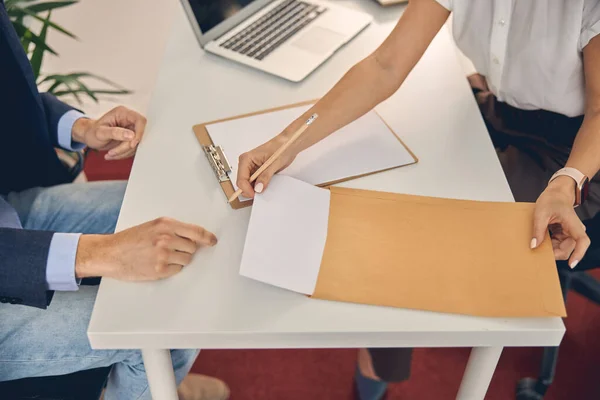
[354,366,388,400]
[177,373,230,400]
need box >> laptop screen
[188,0,257,33]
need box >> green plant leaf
[5,0,36,9]
[11,19,29,36]
[39,73,131,104]
[11,20,57,57]
[11,20,32,53]
[13,7,77,39]
[7,0,131,103]
[52,88,132,97]
[21,31,32,54]
[40,72,128,90]
[29,11,52,78]
[70,78,99,101]
[45,79,64,93]
[6,0,39,7]
[25,1,78,13]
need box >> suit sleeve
[0,228,55,309]
[39,93,77,149]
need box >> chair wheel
[515,378,544,400]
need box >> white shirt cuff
[45,233,82,291]
[57,110,87,151]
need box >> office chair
[516,216,600,400]
[0,367,111,400]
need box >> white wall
[42,0,177,117]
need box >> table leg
[142,349,178,400]
[456,346,503,400]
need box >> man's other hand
[72,106,147,160]
[75,218,218,281]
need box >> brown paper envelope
[312,187,566,318]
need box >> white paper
[206,104,415,199]
[239,175,330,295]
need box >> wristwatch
[549,167,590,207]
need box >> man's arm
[0,218,218,309]
[37,93,87,293]
[0,228,55,308]
[0,196,81,307]
[39,93,83,149]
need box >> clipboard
[193,100,418,209]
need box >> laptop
[180,0,372,82]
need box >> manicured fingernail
[255,182,264,193]
[530,238,537,249]
[124,132,134,139]
[570,260,579,269]
[211,236,218,245]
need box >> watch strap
[549,167,588,206]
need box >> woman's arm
[236,0,450,197]
[531,35,600,266]
[563,35,600,179]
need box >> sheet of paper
[206,104,415,198]
[239,175,331,295]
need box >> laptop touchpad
[291,26,345,55]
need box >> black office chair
[0,367,112,400]
[516,216,600,400]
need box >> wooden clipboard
[193,100,418,209]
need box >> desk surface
[88,0,564,350]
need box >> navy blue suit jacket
[0,0,77,308]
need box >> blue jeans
[0,181,198,400]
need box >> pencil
[228,113,319,203]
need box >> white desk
[88,2,565,399]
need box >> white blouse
[435,0,600,117]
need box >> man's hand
[531,176,590,268]
[75,217,218,281]
[72,106,147,160]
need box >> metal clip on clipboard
[202,144,232,183]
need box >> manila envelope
[240,176,567,318]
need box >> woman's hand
[531,176,590,267]
[236,135,298,198]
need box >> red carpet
[86,151,600,399]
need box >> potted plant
[6,0,131,104]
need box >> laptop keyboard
[219,0,327,61]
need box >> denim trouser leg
[1,181,198,400]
